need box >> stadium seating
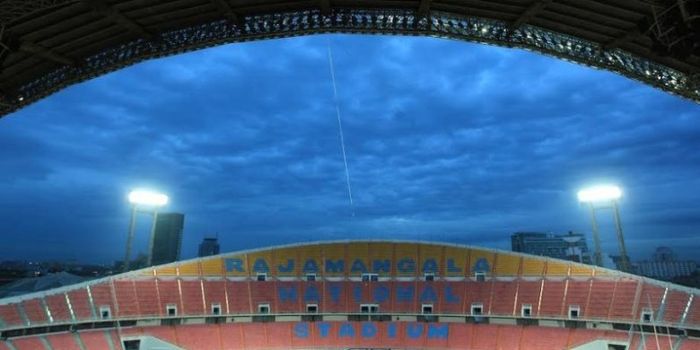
[687,295,700,325]
[77,330,113,350]
[89,282,115,320]
[114,280,140,317]
[66,289,93,321]
[609,279,640,320]
[489,281,518,316]
[45,332,81,350]
[156,280,181,316]
[203,279,227,314]
[226,281,252,313]
[134,279,160,317]
[0,304,24,327]
[21,298,47,325]
[586,279,615,319]
[44,293,72,323]
[9,336,46,350]
[180,279,205,315]
[539,280,566,317]
[564,280,591,318]
[663,290,690,324]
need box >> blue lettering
[325,259,345,273]
[225,258,244,272]
[318,322,331,338]
[330,284,341,304]
[407,323,423,339]
[304,285,320,302]
[427,324,449,339]
[294,323,309,338]
[303,259,319,273]
[278,286,297,302]
[422,258,438,273]
[472,258,491,273]
[397,258,415,273]
[339,323,355,338]
[361,323,377,338]
[253,258,269,273]
[278,259,294,273]
[447,258,462,272]
[351,259,368,273]
[372,259,391,273]
[445,286,459,303]
[353,284,362,302]
[388,323,397,338]
[397,285,414,302]
[373,285,389,303]
[420,285,438,302]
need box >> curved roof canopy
[0,0,699,117]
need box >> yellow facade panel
[569,264,593,277]
[469,249,495,276]
[322,243,346,277]
[394,243,418,277]
[521,258,545,277]
[494,253,521,277]
[443,246,468,277]
[419,244,444,275]
[155,265,177,276]
[367,242,394,276]
[200,257,223,276]
[273,247,299,277]
[223,254,248,277]
[297,245,323,277]
[347,242,370,275]
[247,250,274,277]
[178,262,200,276]
[545,261,569,277]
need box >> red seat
[180,279,205,315]
[45,332,81,350]
[45,293,72,323]
[0,304,24,327]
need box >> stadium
[1,240,699,349]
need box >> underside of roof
[0,0,699,117]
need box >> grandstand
[1,240,699,349]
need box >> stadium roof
[0,0,699,118]
[0,272,87,298]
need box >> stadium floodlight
[577,184,630,272]
[124,189,169,272]
[128,190,169,207]
[577,185,622,203]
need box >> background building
[511,231,592,264]
[150,213,185,266]
[634,246,697,280]
[198,236,220,257]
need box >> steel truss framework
[0,8,699,116]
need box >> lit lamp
[577,185,630,272]
[124,190,169,272]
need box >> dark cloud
[1,34,698,263]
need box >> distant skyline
[0,35,698,264]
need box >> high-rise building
[198,237,220,257]
[511,231,592,264]
[635,247,697,280]
[150,213,185,266]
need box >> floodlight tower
[124,190,169,272]
[577,185,631,272]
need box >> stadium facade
[1,240,699,350]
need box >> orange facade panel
[419,244,444,276]
[545,261,569,277]
[346,242,369,277]
[154,265,177,277]
[322,244,346,278]
[368,242,394,276]
[177,262,200,277]
[468,249,494,277]
[273,247,300,278]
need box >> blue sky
[1,34,698,264]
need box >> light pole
[577,185,631,272]
[123,190,169,272]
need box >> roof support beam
[417,0,433,18]
[19,42,75,66]
[82,0,154,39]
[603,27,641,50]
[509,0,553,30]
[208,0,243,26]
